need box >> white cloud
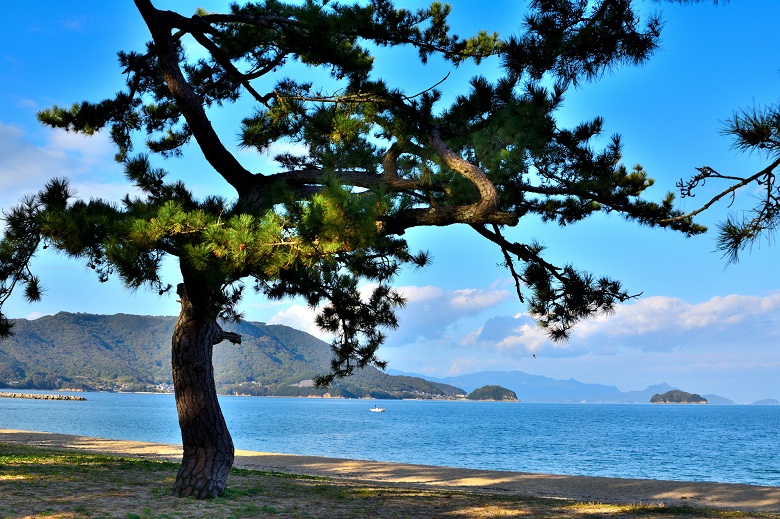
[495,323,549,352]
[236,140,311,175]
[267,304,331,341]
[59,17,87,31]
[689,293,780,326]
[0,123,125,209]
[46,127,116,164]
[260,289,780,402]
[577,293,780,342]
[458,327,483,346]
[384,285,511,346]
[445,292,780,360]
[448,288,508,310]
[72,180,143,203]
[397,285,442,302]
[15,98,38,111]
[445,357,491,377]
[262,284,512,349]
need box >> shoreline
[2,428,779,512]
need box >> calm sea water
[1,391,778,486]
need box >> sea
[1,391,779,487]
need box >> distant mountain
[389,369,733,404]
[704,394,735,405]
[4,313,747,403]
[0,312,463,399]
[393,370,610,400]
[393,370,654,403]
[609,383,679,404]
[751,399,779,406]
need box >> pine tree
[643,3,780,261]
[662,101,780,262]
[0,0,704,498]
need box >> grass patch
[1,442,777,518]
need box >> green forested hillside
[650,390,707,404]
[0,313,176,390]
[466,385,519,401]
[0,313,463,399]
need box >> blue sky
[1,1,779,403]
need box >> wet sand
[2,428,779,513]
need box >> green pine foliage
[669,100,780,264]
[1,0,711,381]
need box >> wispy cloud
[376,290,780,401]
[265,288,780,361]
[263,283,512,347]
[267,304,328,340]
[576,293,780,337]
[386,285,511,345]
[0,123,127,209]
[59,18,87,31]
[455,292,780,358]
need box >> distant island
[466,385,519,402]
[751,399,779,406]
[650,390,707,404]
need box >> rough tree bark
[171,282,241,498]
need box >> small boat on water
[370,405,386,412]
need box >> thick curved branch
[428,127,499,216]
[134,0,255,191]
[216,330,242,345]
[382,141,404,180]
[157,240,181,257]
[173,15,283,106]
[187,32,272,105]
[381,206,518,236]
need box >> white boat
[369,405,386,412]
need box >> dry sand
[2,428,779,513]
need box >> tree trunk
[170,282,240,499]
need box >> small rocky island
[466,385,519,402]
[650,389,707,404]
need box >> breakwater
[0,392,86,401]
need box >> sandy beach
[2,428,779,513]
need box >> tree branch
[262,167,425,192]
[217,330,242,345]
[173,15,283,107]
[380,206,518,236]
[428,127,499,216]
[469,223,566,284]
[195,12,301,29]
[658,157,780,224]
[134,0,255,192]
